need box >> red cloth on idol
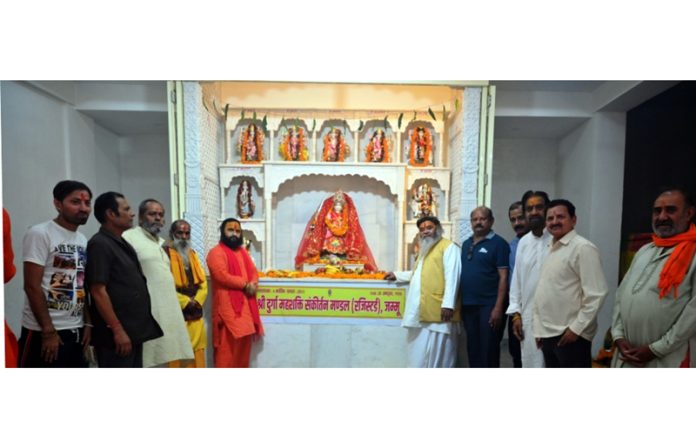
[294,192,377,271]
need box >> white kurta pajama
[506,229,551,368]
[123,227,194,367]
[395,243,461,368]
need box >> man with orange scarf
[206,218,264,367]
[164,220,208,367]
[612,187,696,367]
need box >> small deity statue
[411,183,437,219]
[409,126,433,167]
[365,128,390,163]
[322,128,349,162]
[236,179,255,219]
[294,190,377,271]
[239,123,264,164]
[279,126,308,161]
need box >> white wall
[491,138,558,242]
[1,81,170,335]
[557,112,626,353]
[119,134,172,223]
[1,81,123,333]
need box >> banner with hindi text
[257,283,405,319]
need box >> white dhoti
[407,326,459,368]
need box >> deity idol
[365,129,390,163]
[236,180,255,219]
[409,126,433,167]
[280,126,308,161]
[294,190,377,271]
[322,128,349,162]
[239,123,264,163]
[411,183,437,219]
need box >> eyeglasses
[467,245,474,260]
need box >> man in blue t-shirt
[460,206,510,367]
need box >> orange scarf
[169,248,206,288]
[652,223,696,299]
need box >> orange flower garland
[261,269,388,280]
[279,126,309,161]
[324,206,349,236]
[322,130,348,162]
[365,132,391,163]
[408,127,432,167]
[239,124,264,164]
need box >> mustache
[655,219,673,227]
[513,224,525,231]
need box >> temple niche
[274,175,396,271]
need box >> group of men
[9,180,696,369]
[13,180,263,368]
[389,186,696,368]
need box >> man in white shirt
[532,199,608,367]
[18,180,92,367]
[123,199,193,367]
[506,190,551,368]
[385,216,462,367]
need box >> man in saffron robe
[164,219,208,368]
[207,218,264,368]
[612,187,696,367]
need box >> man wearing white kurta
[506,191,551,368]
[123,199,193,367]
[386,216,461,368]
[612,188,696,368]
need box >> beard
[65,214,89,226]
[221,235,243,250]
[173,238,191,267]
[419,227,443,257]
[527,215,545,231]
[142,221,163,236]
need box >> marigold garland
[324,207,349,236]
[239,124,264,164]
[261,269,388,280]
[279,126,309,161]
[365,132,391,163]
[408,127,432,167]
[322,130,349,162]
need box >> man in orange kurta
[206,218,263,368]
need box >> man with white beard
[385,216,462,367]
[163,219,208,367]
[123,199,193,367]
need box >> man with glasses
[459,206,510,367]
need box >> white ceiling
[491,80,605,93]
[81,109,169,136]
[56,81,673,139]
